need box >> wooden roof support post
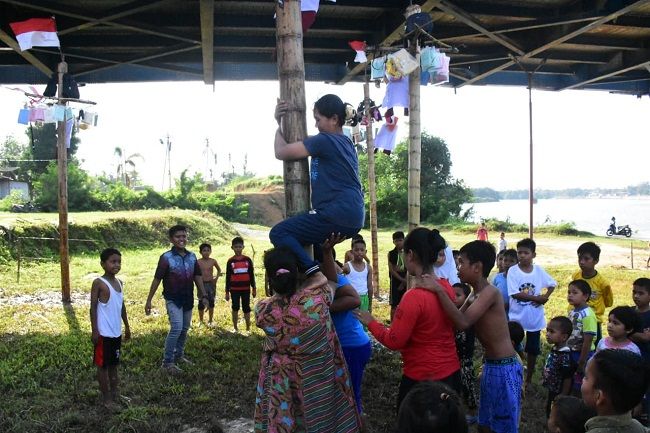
[276,3,311,223]
[57,61,71,303]
[408,43,421,232]
[364,81,380,303]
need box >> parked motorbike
[606,224,632,237]
[11,202,37,213]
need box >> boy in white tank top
[343,238,374,313]
[90,248,131,411]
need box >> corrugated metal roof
[0,0,648,95]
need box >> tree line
[1,126,472,226]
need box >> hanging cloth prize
[390,49,419,76]
[370,56,386,81]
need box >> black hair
[508,321,524,347]
[551,395,596,433]
[352,238,366,248]
[396,381,468,433]
[496,249,505,258]
[458,240,496,278]
[392,231,405,240]
[314,94,351,127]
[168,224,187,238]
[549,316,573,336]
[568,279,592,298]
[634,278,650,294]
[452,249,460,258]
[231,236,244,246]
[502,248,518,262]
[577,241,601,261]
[199,243,211,251]
[403,227,446,273]
[264,247,299,297]
[608,306,640,334]
[516,238,536,253]
[100,248,121,262]
[453,282,471,298]
[590,349,650,413]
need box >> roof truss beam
[199,0,214,85]
[0,0,200,45]
[57,0,172,36]
[433,0,525,55]
[458,0,650,87]
[559,49,650,90]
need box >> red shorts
[94,335,121,367]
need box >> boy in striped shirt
[226,237,256,333]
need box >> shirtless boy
[197,243,222,326]
[424,240,522,433]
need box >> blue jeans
[342,342,372,413]
[163,300,192,364]
[269,211,361,270]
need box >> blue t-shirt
[331,274,370,348]
[493,272,509,305]
[303,132,364,228]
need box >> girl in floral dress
[254,247,360,433]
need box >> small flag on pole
[348,41,367,63]
[9,17,60,51]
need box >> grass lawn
[1,221,648,432]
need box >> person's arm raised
[420,274,493,330]
[274,99,310,161]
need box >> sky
[1,79,648,191]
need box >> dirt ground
[236,187,285,226]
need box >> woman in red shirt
[356,227,460,412]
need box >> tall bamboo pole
[276,2,310,221]
[364,81,380,303]
[408,44,421,232]
[57,61,71,303]
[527,73,534,239]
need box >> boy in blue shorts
[425,240,522,433]
[507,238,556,385]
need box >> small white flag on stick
[9,17,60,51]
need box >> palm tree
[114,146,144,188]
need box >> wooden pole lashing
[57,61,71,303]
[364,81,380,301]
[408,42,421,232]
[275,1,310,225]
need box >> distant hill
[471,182,650,202]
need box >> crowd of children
[91,219,650,433]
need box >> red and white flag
[349,41,367,63]
[9,17,60,51]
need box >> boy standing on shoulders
[197,243,222,326]
[145,225,207,373]
[90,248,130,410]
[571,242,613,345]
[581,349,649,433]
[424,240,523,433]
[225,236,256,333]
[507,238,557,386]
[388,231,407,320]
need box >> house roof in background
[0,0,649,95]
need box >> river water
[462,197,650,240]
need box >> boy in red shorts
[90,248,131,410]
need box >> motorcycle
[606,224,632,237]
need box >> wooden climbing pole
[275,1,310,220]
[364,81,380,300]
[407,41,421,232]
